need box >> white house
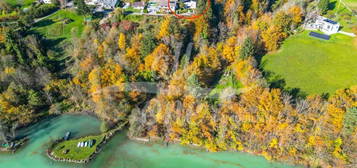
[85,0,117,9]
[132,1,145,10]
[85,0,97,5]
[304,16,340,35]
[123,2,130,9]
[147,0,177,14]
[39,0,52,4]
[184,0,196,9]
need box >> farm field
[262,31,357,95]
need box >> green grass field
[345,0,357,10]
[32,9,85,40]
[52,134,105,160]
[5,0,35,8]
[209,72,242,98]
[262,31,357,95]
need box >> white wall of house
[315,19,340,35]
[132,2,145,10]
[85,0,117,9]
[184,1,196,9]
[304,16,340,35]
[42,0,52,4]
[321,23,339,34]
[85,0,98,5]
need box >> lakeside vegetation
[49,121,127,161]
[51,134,105,160]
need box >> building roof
[133,1,145,7]
[87,0,117,8]
[323,19,338,25]
[149,0,176,7]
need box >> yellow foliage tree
[221,36,239,63]
[157,17,170,39]
[118,33,126,51]
[288,6,303,25]
[144,43,173,78]
[261,26,287,51]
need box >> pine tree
[240,38,255,59]
[74,0,90,15]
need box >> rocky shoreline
[47,121,127,164]
[0,138,29,153]
[130,136,197,146]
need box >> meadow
[344,0,357,10]
[262,31,357,95]
[32,9,85,40]
[5,0,36,8]
[51,134,105,160]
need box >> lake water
[0,114,299,168]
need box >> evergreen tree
[343,107,357,136]
[140,32,157,57]
[240,37,255,59]
[74,0,90,15]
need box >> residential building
[40,0,52,4]
[304,15,340,35]
[147,0,177,14]
[132,2,145,10]
[85,0,117,9]
[184,0,196,9]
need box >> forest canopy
[0,0,356,167]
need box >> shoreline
[0,112,90,155]
[129,136,301,167]
[46,121,127,164]
[0,137,29,153]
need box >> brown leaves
[144,43,173,79]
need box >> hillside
[0,0,357,167]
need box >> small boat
[88,140,93,147]
[64,132,71,140]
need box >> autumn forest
[0,0,356,167]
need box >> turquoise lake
[0,114,300,168]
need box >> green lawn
[124,14,144,22]
[262,31,357,95]
[124,7,142,13]
[344,0,357,10]
[52,134,105,160]
[32,9,85,40]
[5,0,35,8]
[208,72,242,99]
[325,0,357,32]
